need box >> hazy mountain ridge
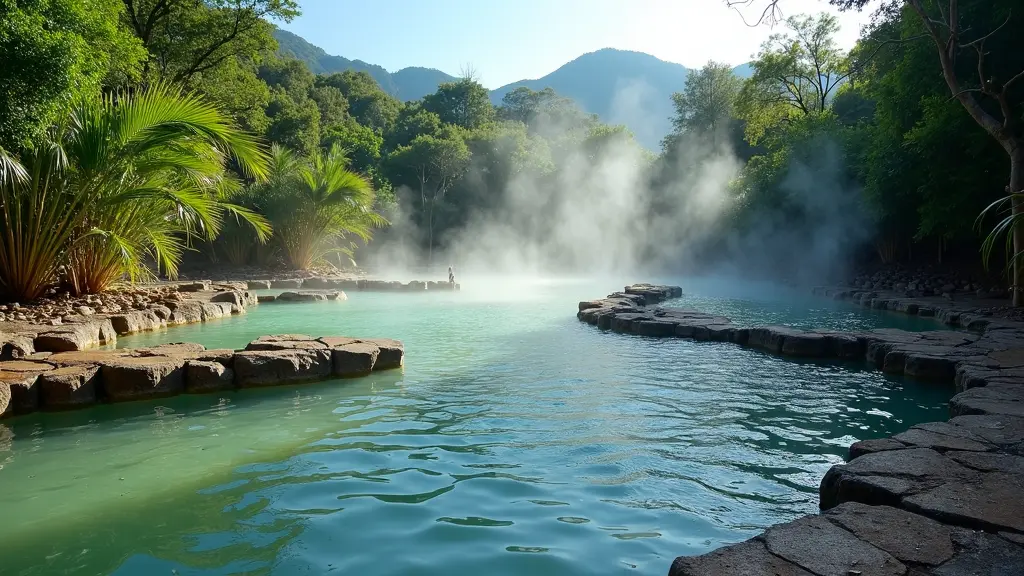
[274,29,751,148]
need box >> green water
[0,277,950,576]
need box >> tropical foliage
[260,145,387,270]
[0,86,270,300]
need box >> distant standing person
[448,265,455,287]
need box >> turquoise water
[0,277,950,576]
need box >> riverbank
[0,334,404,417]
[578,284,1024,575]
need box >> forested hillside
[0,0,1022,305]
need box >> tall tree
[317,71,401,134]
[387,130,471,262]
[120,0,299,83]
[0,0,145,149]
[734,0,1024,304]
[422,79,496,130]
[666,61,743,149]
[738,13,850,144]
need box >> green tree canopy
[422,79,496,130]
[120,0,299,83]
[664,61,743,150]
[0,0,145,149]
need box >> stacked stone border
[0,334,404,417]
[247,278,460,292]
[577,284,1024,575]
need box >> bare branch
[1005,68,1024,90]
[960,11,1012,48]
[727,0,782,27]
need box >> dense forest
[0,0,1022,303]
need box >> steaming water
[0,277,950,576]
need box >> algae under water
[0,277,950,575]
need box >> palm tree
[0,86,271,300]
[262,144,387,270]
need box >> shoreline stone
[0,333,404,415]
[576,284,1024,575]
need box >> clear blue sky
[278,0,870,89]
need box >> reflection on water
[0,277,950,576]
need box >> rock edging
[576,284,1024,575]
[0,334,404,418]
[246,277,460,292]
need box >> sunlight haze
[278,0,873,88]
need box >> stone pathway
[577,284,1024,576]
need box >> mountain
[273,29,456,101]
[273,30,752,149]
[491,49,753,149]
[490,49,689,149]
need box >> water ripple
[0,279,951,576]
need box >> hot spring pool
[0,277,951,575]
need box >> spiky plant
[262,144,387,270]
[0,86,271,300]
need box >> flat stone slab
[331,343,379,378]
[38,365,99,410]
[764,515,906,575]
[669,538,813,576]
[233,349,332,388]
[950,383,1024,418]
[184,360,234,394]
[100,356,186,401]
[824,502,956,566]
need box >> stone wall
[0,335,404,417]
[577,284,1024,575]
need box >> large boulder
[210,290,247,307]
[358,338,404,370]
[233,349,331,388]
[100,356,186,401]
[0,333,35,359]
[247,280,272,290]
[331,343,379,377]
[635,320,677,337]
[780,332,828,357]
[34,319,116,351]
[185,360,235,393]
[0,360,54,414]
[746,326,787,353]
[168,301,204,325]
[270,279,302,289]
[38,365,99,410]
[200,301,233,320]
[109,310,163,335]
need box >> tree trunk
[427,200,434,266]
[1011,146,1023,306]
